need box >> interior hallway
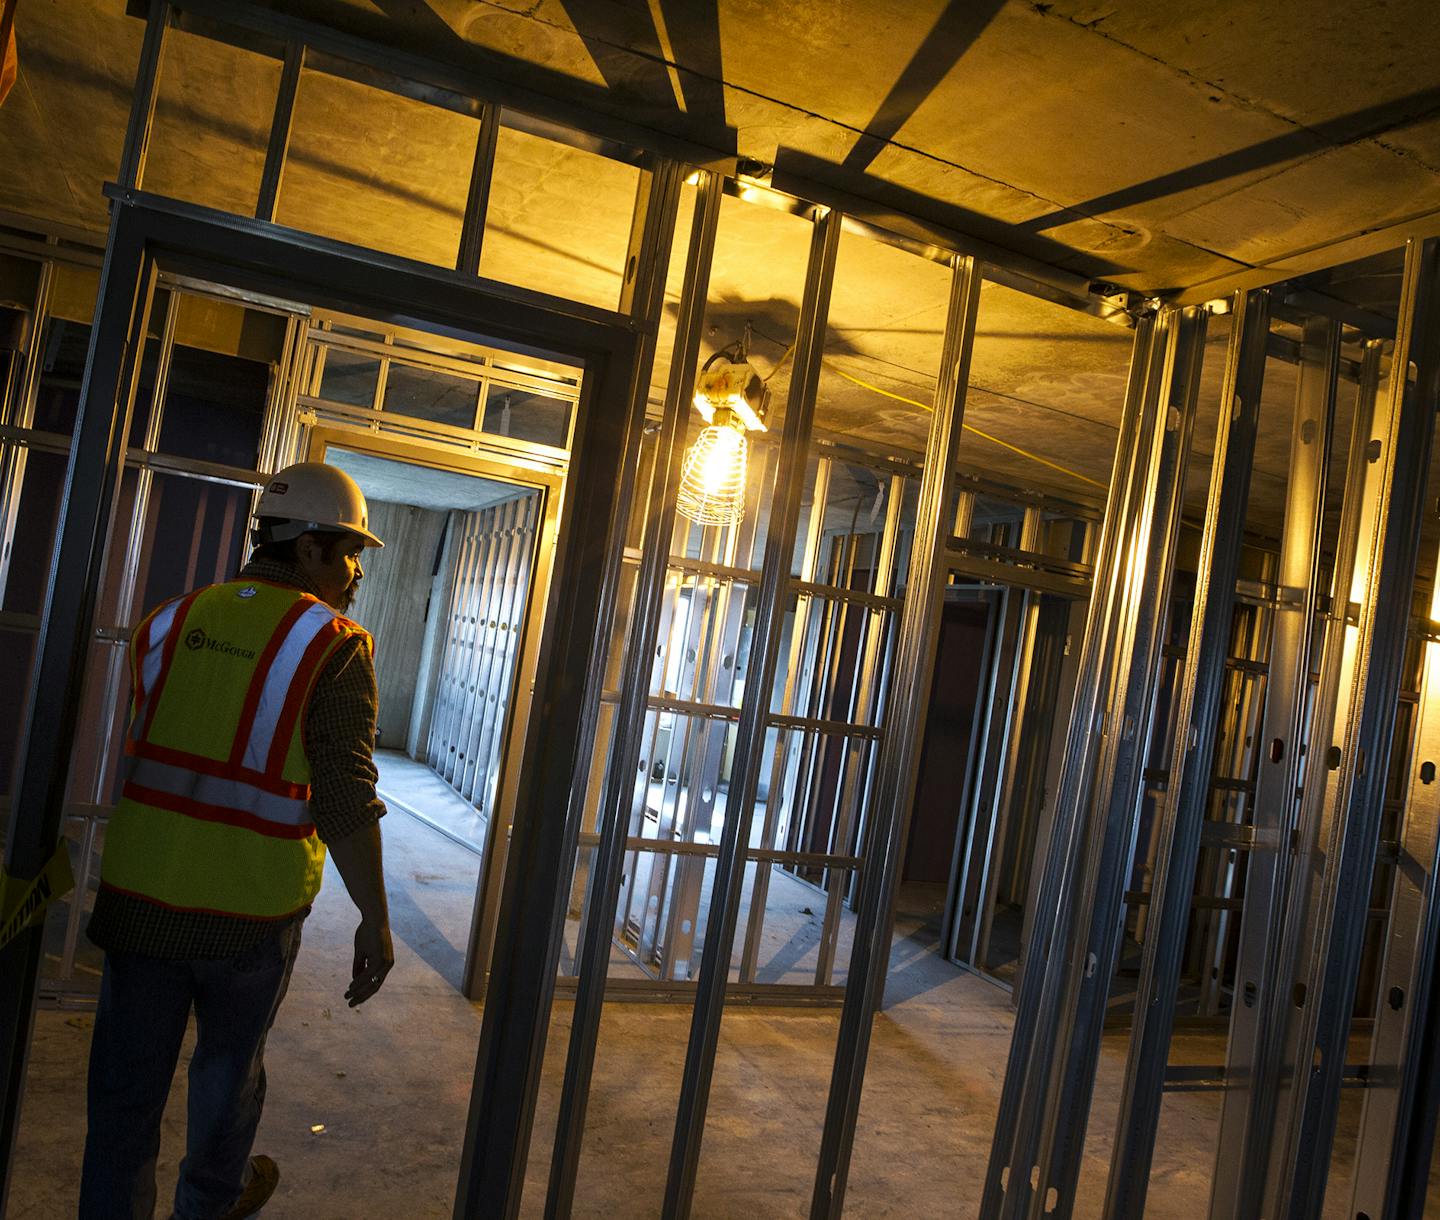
[10,804,1436,1217]
[373,747,859,989]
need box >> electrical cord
[824,364,1107,489]
[744,325,1105,489]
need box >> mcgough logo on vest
[184,627,258,661]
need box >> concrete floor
[10,804,1440,1217]
[376,749,490,855]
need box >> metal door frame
[304,425,565,1001]
[0,188,642,1216]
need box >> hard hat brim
[264,519,386,548]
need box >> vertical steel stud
[255,42,305,223]
[1017,306,1207,1220]
[1101,290,1274,1219]
[456,104,502,276]
[453,158,682,1218]
[1210,335,1384,1220]
[115,0,170,193]
[663,206,842,1218]
[976,302,1182,1220]
[1270,235,1440,1218]
[1348,545,1440,1219]
[0,208,156,1212]
[810,253,984,1219]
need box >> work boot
[218,1156,280,1219]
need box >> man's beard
[336,581,359,613]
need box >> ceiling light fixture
[676,327,769,528]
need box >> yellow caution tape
[0,840,74,953]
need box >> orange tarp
[0,1,17,107]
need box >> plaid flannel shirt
[86,559,385,959]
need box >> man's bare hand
[346,917,393,1007]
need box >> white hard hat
[256,462,384,548]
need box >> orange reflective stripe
[132,594,184,717]
[136,589,204,740]
[229,596,315,768]
[265,617,344,778]
[241,601,337,773]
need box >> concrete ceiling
[0,1,1429,528]
[327,445,522,510]
[228,0,1440,298]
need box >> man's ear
[293,533,318,566]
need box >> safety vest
[100,579,372,920]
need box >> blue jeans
[79,920,303,1220]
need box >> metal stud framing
[544,168,722,1218]
[1208,328,1387,1220]
[0,261,53,614]
[427,496,538,813]
[741,454,834,982]
[456,104,502,276]
[1268,235,1440,1217]
[1102,288,1271,1218]
[662,205,842,1218]
[114,0,169,193]
[1349,533,1440,1218]
[810,251,984,1219]
[1033,307,1207,1220]
[5,3,1440,1215]
[979,303,1206,1220]
[0,216,158,1211]
[455,156,683,1219]
[255,42,304,223]
[975,321,1151,1215]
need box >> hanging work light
[676,332,770,528]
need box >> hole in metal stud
[1389,986,1405,1011]
[1327,746,1342,770]
[1422,761,1436,784]
[1301,419,1317,444]
[1270,738,1284,763]
[1293,982,1307,1008]
[1367,439,1382,463]
[1244,981,1257,1008]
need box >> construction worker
[79,462,393,1220]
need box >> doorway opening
[321,445,545,992]
[3,272,574,1006]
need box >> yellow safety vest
[100,579,372,920]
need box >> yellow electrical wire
[825,363,1108,490]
